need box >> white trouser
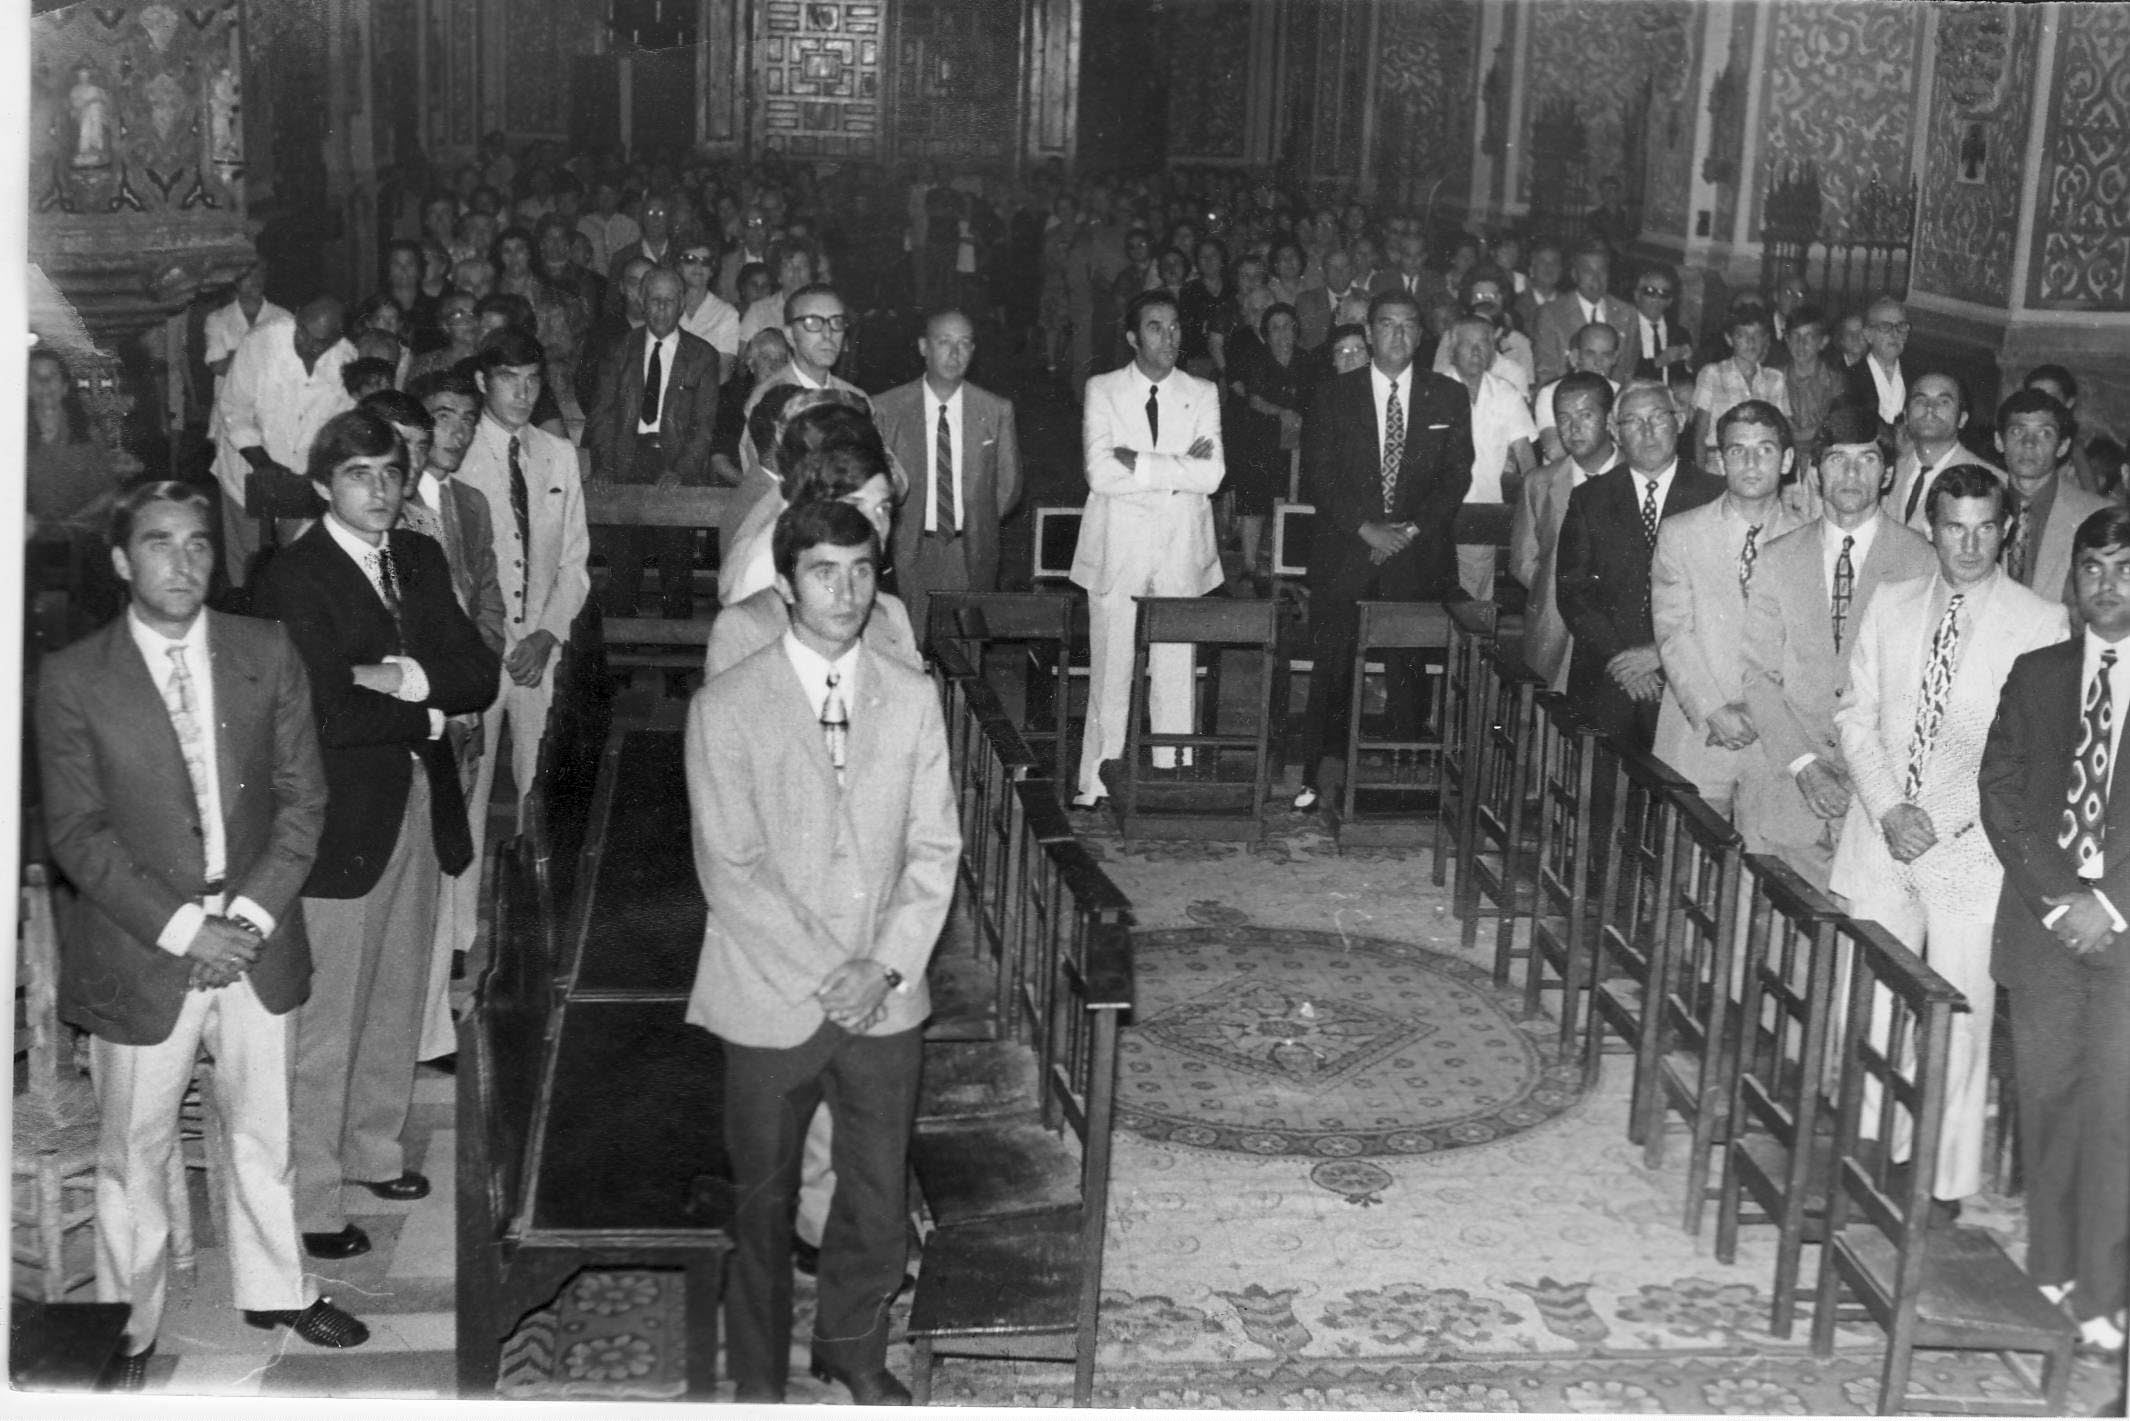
[419,729,485,1061]
[91,977,309,1352]
[1078,587,1197,799]
[441,664,554,971]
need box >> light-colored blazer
[1651,496,1807,796]
[703,586,921,680]
[1511,454,1613,688]
[683,640,961,1049]
[1071,364,1225,597]
[1533,291,1638,386]
[2022,479,2113,612]
[1829,571,2069,915]
[873,378,1023,593]
[456,414,591,656]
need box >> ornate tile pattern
[1752,1,1923,240]
[2033,3,2130,309]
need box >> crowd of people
[24,133,2130,1396]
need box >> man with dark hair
[1532,240,1636,385]
[1071,288,1227,808]
[252,410,500,1259]
[1831,462,2068,1223]
[1886,371,1998,533]
[1778,301,1841,454]
[1997,387,2109,610]
[1981,505,2130,1360]
[37,481,367,1386]
[684,497,958,1404]
[1513,370,1620,689]
[1738,402,1935,889]
[1626,260,1694,396]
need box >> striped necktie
[1381,384,1404,513]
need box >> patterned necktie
[935,401,957,533]
[2060,649,2116,871]
[2005,499,2032,584]
[1831,534,1855,649]
[1738,524,1763,597]
[1640,477,1661,545]
[642,336,664,427]
[821,670,849,788]
[1902,592,1966,802]
[163,647,216,865]
[1145,384,1159,446]
[1381,383,1405,514]
[508,435,531,621]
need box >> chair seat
[911,1115,1082,1228]
[918,1041,1041,1123]
[924,953,999,1042]
[1836,1223,2079,1348]
[12,1091,100,1161]
[908,1210,1087,1339]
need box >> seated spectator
[1176,237,1235,379]
[450,256,496,303]
[2025,363,2116,498]
[1432,265,1533,395]
[1442,314,1539,602]
[1780,301,1840,456]
[1627,260,1694,394]
[1533,322,1623,464]
[677,236,741,367]
[25,346,127,540]
[1835,309,1869,369]
[1323,321,1370,377]
[737,240,817,347]
[407,292,481,387]
[340,356,397,401]
[1691,300,1791,466]
[710,328,792,488]
[1514,241,1564,335]
[379,240,437,349]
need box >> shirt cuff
[1787,752,1819,778]
[385,654,431,703]
[428,708,447,740]
[227,896,276,938]
[158,902,208,956]
[2095,889,2128,933]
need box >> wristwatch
[879,964,905,993]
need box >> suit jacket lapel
[100,617,208,855]
[844,648,890,792]
[204,612,259,822]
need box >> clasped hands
[187,915,262,990]
[1604,646,1666,704]
[816,959,895,1034]
[2042,890,2120,957]
[1360,520,1419,566]
[1112,436,1216,472]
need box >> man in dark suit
[36,482,368,1385]
[586,265,721,618]
[1555,380,1725,750]
[252,409,500,1261]
[1980,504,2130,1360]
[1293,288,1475,808]
[1841,295,1921,430]
[871,308,1023,642]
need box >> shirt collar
[2085,627,2130,667]
[1369,362,1410,398]
[781,628,862,701]
[127,605,208,670]
[1633,460,1678,488]
[923,382,964,414]
[418,469,449,504]
[323,510,386,565]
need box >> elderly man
[1843,295,1921,430]
[606,191,676,294]
[1737,403,1935,889]
[1442,314,1537,603]
[1533,240,1637,385]
[1512,371,1620,690]
[1295,248,1366,351]
[1533,322,1623,464]
[211,296,356,588]
[1831,463,2068,1222]
[1997,387,2110,610]
[1886,373,1999,533]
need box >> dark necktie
[1903,459,1932,525]
[1381,383,1405,513]
[1146,383,1160,446]
[936,401,957,532]
[1738,524,1762,597]
[2062,649,2117,872]
[1903,592,1966,801]
[2006,498,2033,584]
[1831,534,1855,649]
[642,336,663,427]
[1640,477,1661,545]
[508,434,531,554]
[821,670,849,788]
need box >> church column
[1466,0,1511,227]
[1021,0,1081,168]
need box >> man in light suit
[455,329,591,852]
[872,309,1023,644]
[1884,372,2001,533]
[1651,401,1808,813]
[1532,240,1637,386]
[1738,404,1937,890]
[685,499,959,1404]
[1512,372,1620,690]
[1069,289,1226,807]
[1980,505,2130,1359]
[36,482,369,1385]
[1998,387,2110,613]
[585,266,722,618]
[1831,463,2069,1220]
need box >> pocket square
[1427,423,1451,431]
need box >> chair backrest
[928,590,1075,647]
[930,637,983,786]
[1730,854,1843,1171]
[1271,501,1315,580]
[476,835,554,1242]
[18,864,64,1099]
[1655,789,1747,1069]
[1135,595,1279,649]
[1471,641,1545,838]
[1443,600,1500,773]
[968,689,1043,959]
[1032,506,1083,583]
[1528,694,1607,1018]
[1595,745,1693,987]
[1354,599,1452,653]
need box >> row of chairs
[1443,634,2077,1414]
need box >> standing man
[1512,372,1620,690]
[1069,290,1226,808]
[1842,295,1921,430]
[685,499,959,1404]
[455,330,591,846]
[586,265,721,619]
[1997,387,2109,610]
[1292,289,1473,809]
[1980,506,2130,1361]
[872,309,1023,641]
[212,296,356,588]
[1649,401,1808,815]
[251,410,500,1259]
[1885,372,1998,534]
[1830,463,2068,1222]
[37,482,368,1387]
[1738,403,1936,890]
[1442,314,1538,603]
[1532,239,1636,386]
[1556,382,1724,751]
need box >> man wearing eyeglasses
[1649,401,1807,814]
[1842,295,1921,429]
[717,206,776,306]
[1628,261,1695,393]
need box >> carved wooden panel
[1751,1,1921,241]
[892,0,1021,166]
[1518,0,1692,227]
[2032,3,2130,310]
[755,0,885,159]
[1306,0,1371,184]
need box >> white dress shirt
[922,383,965,533]
[1464,370,1539,504]
[321,513,445,734]
[680,291,742,362]
[210,319,356,503]
[1867,353,1906,427]
[1632,459,1680,520]
[783,629,862,721]
[636,329,680,434]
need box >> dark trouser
[2007,948,2130,1321]
[597,524,695,618]
[1297,548,1429,791]
[899,530,976,655]
[721,1021,923,1394]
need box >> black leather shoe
[1926,1197,1963,1229]
[423,1053,458,1076]
[352,1170,430,1201]
[792,1239,821,1277]
[301,1224,372,1259]
[244,1296,370,1348]
[809,1358,911,1405]
[101,1344,154,1393]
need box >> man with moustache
[1512,371,1621,690]
[1738,403,1936,890]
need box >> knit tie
[1902,592,1965,802]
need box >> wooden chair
[1330,601,1452,849]
[12,864,99,1302]
[1434,600,1499,888]
[924,591,1077,785]
[1110,597,1280,842]
[1030,507,1083,586]
[1580,746,1696,1105]
[581,485,734,676]
[1642,788,1747,1236]
[1456,642,1546,983]
[1523,694,1610,1054]
[1267,501,1318,755]
[1713,859,1846,1337]
[1809,920,2075,1414]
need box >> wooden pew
[1330,600,1453,850]
[1434,600,1500,888]
[582,485,736,674]
[1459,642,1546,984]
[925,591,1078,787]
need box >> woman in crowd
[1232,303,1307,582]
[494,224,588,429]
[1267,241,1307,308]
[25,348,123,536]
[380,239,437,348]
[406,291,481,386]
[1690,300,1791,467]
[1177,237,1235,381]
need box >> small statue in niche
[70,65,113,168]
[209,67,242,175]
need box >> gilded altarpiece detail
[1518,0,1692,229]
[893,0,1021,166]
[756,0,885,159]
[1373,0,1475,215]
[1751,1,1920,241]
[1912,3,2038,307]
[1165,0,1251,162]
[2031,4,2130,310]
